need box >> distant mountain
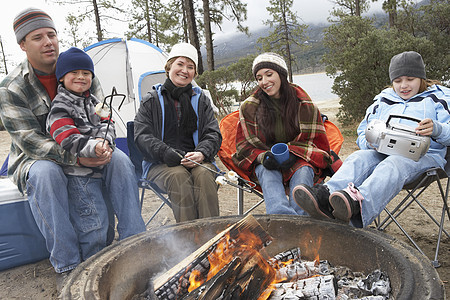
[204,7,403,73]
[203,23,331,73]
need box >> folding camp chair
[376,148,450,267]
[217,110,344,215]
[126,121,172,227]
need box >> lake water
[292,72,339,103]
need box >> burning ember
[144,216,391,300]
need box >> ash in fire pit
[136,216,391,300]
[266,248,391,299]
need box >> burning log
[182,255,275,300]
[153,215,273,300]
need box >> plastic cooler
[0,178,49,271]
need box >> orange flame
[187,229,273,294]
[187,269,203,292]
[187,229,324,300]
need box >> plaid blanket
[232,85,331,184]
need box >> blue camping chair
[126,121,172,226]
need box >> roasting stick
[95,87,127,147]
[171,149,258,192]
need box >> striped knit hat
[252,52,288,78]
[13,8,56,44]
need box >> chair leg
[237,183,244,215]
[140,183,171,226]
[244,189,264,215]
[378,175,430,230]
[383,207,427,258]
[431,177,450,267]
[140,187,146,211]
[432,205,446,268]
[145,202,166,227]
[235,178,265,215]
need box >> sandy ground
[0,99,448,299]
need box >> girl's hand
[181,151,205,168]
[416,118,434,136]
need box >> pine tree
[258,0,308,82]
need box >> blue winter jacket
[356,84,450,168]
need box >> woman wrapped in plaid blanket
[232,53,332,215]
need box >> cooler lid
[0,178,27,205]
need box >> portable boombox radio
[365,114,430,162]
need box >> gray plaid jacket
[0,59,103,192]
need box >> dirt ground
[0,99,448,299]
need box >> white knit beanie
[252,52,288,78]
[166,43,198,69]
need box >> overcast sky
[1,0,384,69]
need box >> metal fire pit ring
[60,215,445,299]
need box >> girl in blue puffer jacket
[293,51,450,227]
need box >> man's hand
[181,151,204,168]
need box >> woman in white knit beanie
[232,52,334,216]
[134,42,222,223]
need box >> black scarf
[163,78,198,135]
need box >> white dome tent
[85,38,168,152]
[84,38,218,154]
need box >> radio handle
[386,114,422,126]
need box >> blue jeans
[67,176,108,261]
[325,149,439,227]
[255,165,313,215]
[26,149,145,273]
[102,149,146,239]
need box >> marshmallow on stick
[95,103,111,118]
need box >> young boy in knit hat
[293,51,450,228]
[47,47,113,176]
[0,8,145,280]
[46,46,146,261]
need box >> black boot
[293,184,334,220]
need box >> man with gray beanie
[0,7,145,284]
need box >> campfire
[148,215,391,300]
[59,215,445,300]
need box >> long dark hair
[255,74,299,145]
